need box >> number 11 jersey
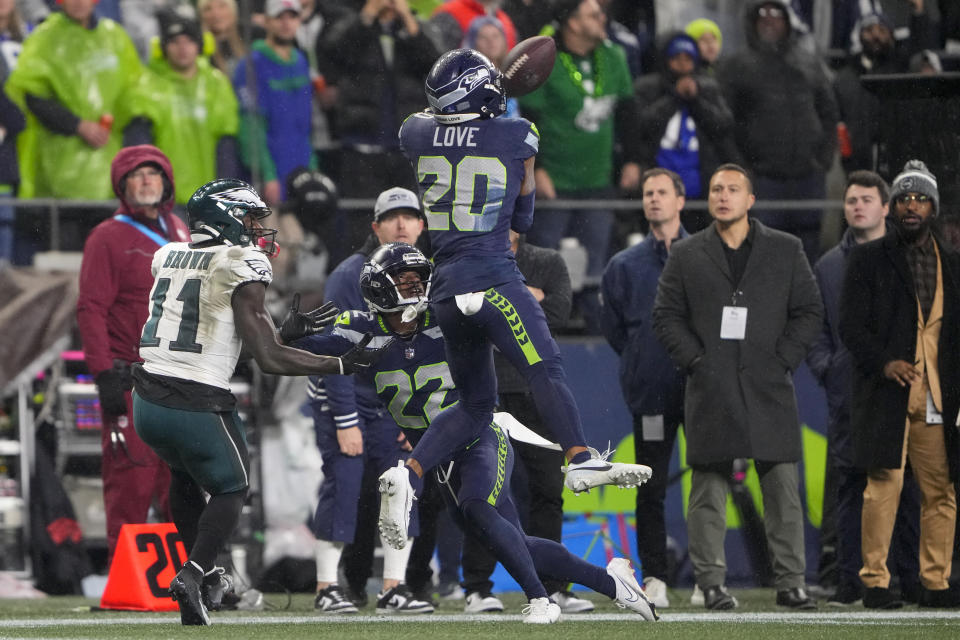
[139,242,273,390]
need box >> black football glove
[279,293,339,343]
[95,368,128,416]
[338,334,394,374]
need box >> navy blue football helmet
[360,243,433,314]
[187,179,278,253]
[425,48,506,124]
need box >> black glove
[95,368,128,416]
[279,293,339,343]
[338,334,394,374]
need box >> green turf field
[3,590,960,640]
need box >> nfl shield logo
[404,346,416,360]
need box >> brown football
[501,35,556,97]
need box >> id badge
[721,306,747,340]
[927,391,944,424]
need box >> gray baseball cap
[374,187,423,221]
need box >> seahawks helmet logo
[431,65,493,111]
[211,187,267,215]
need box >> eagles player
[381,49,652,552]
[132,179,379,626]
[296,243,657,623]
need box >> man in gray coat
[653,163,822,611]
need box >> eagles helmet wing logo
[211,187,268,217]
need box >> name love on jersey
[432,126,480,148]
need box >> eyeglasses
[757,6,786,18]
[896,194,931,204]
[129,168,163,181]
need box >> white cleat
[522,597,561,624]
[378,461,415,550]
[606,558,659,621]
[563,447,653,494]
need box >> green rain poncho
[5,14,142,199]
[118,51,239,203]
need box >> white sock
[381,536,413,583]
[315,539,344,584]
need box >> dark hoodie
[77,145,190,376]
[717,0,838,179]
[633,31,739,198]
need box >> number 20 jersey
[139,242,273,390]
[399,112,538,301]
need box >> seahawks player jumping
[133,179,379,626]
[296,243,657,623]
[379,48,652,550]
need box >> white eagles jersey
[140,241,273,390]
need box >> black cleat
[202,566,234,612]
[169,562,211,626]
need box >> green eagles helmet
[186,179,278,253]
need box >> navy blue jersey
[399,111,539,300]
[298,309,459,436]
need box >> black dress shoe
[827,582,863,606]
[919,586,960,608]
[776,587,817,610]
[703,585,738,610]
[863,587,904,609]
[900,582,921,604]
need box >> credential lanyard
[113,214,169,247]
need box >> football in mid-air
[501,35,556,97]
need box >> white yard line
[4,610,960,627]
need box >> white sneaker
[378,461,415,550]
[691,584,704,606]
[563,447,652,494]
[606,558,658,621]
[314,585,359,614]
[464,591,504,613]
[522,597,561,624]
[550,589,595,613]
[643,576,670,609]
[375,584,434,614]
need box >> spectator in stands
[234,0,313,206]
[5,0,141,210]
[463,15,518,117]
[199,0,246,80]
[0,0,29,264]
[806,170,922,606]
[685,18,723,75]
[76,145,190,564]
[428,0,517,53]
[633,32,738,229]
[600,168,689,610]
[309,187,429,611]
[120,8,239,204]
[318,0,438,262]
[518,0,640,334]
[653,163,822,611]
[718,0,838,263]
[597,0,642,78]
[830,0,939,54]
[500,0,552,41]
[834,12,930,174]
[461,229,590,615]
[840,160,960,610]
